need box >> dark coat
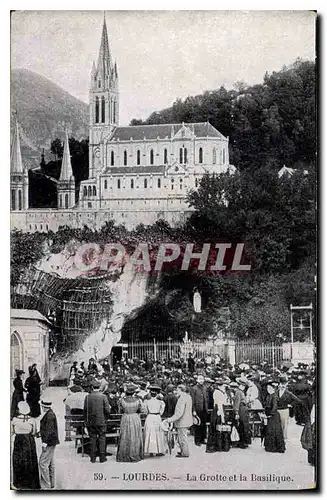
[276,389,301,410]
[191,384,208,414]
[40,408,60,446]
[84,390,111,426]
[162,392,177,419]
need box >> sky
[11,10,316,126]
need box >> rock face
[11,68,89,167]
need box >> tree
[50,138,63,160]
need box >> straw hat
[192,414,201,426]
[18,401,30,415]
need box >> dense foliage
[131,59,315,172]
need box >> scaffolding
[11,266,113,353]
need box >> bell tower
[89,14,119,178]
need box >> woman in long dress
[11,401,40,490]
[264,383,285,453]
[143,386,166,456]
[116,384,144,463]
[11,369,25,420]
[25,365,42,418]
[206,380,230,453]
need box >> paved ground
[33,387,315,491]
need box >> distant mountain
[11,69,89,168]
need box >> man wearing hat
[166,384,193,458]
[276,375,301,440]
[84,379,111,463]
[190,374,209,446]
[39,400,59,489]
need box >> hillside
[11,69,89,168]
[130,59,316,172]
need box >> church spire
[11,118,24,173]
[97,13,111,76]
[59,131,74,181]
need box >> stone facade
[11,309,51,385]
[10,16,235,233]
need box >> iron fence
[235,340,285,367]
[124,340,228,362]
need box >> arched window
[65,193,69,209]
[171,178,174,190]
[184,148,188,164]
[131,179,134,189]
[117,179,121,189]
[144,178,147,189]
[101,96,105,123]
[18,190,22,210]
[150,149,154,165]
[137,150,141,165]
[11,332,22,377]
[93,186,97,196]
[213,148,217,164]
[11,189,16,210]
[180,178,183,190]
[98,80,101,89]
[195,178,199,188]
[199,147,203,164]
[157,178,161,188]
[124,150,128,166]
[88,186,92,197]
[104,180,108,189]
[113,101,116,123]
[95,96,99,123]
[179,148,183,164]
[83,186,87,197]
[164,149,168,164]
[110,151,114,166]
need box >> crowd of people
[10,354,316,490]
[64,354,316,465]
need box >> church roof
[103,166,166,175]
[110,122,226,141]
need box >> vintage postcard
[10,10,317,491]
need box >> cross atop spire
[97,13,111,76]
[59,131,74,181]
[11,117,23,174]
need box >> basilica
[11,17,235,233]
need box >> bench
[65,413,147,457]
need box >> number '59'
[94,473,104,480]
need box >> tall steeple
[11,119,23,173]
[89,13,119,179]
[57,131,75,209]
[97,13,111,77]
[59,131,74,181]
[10,117,29,211]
